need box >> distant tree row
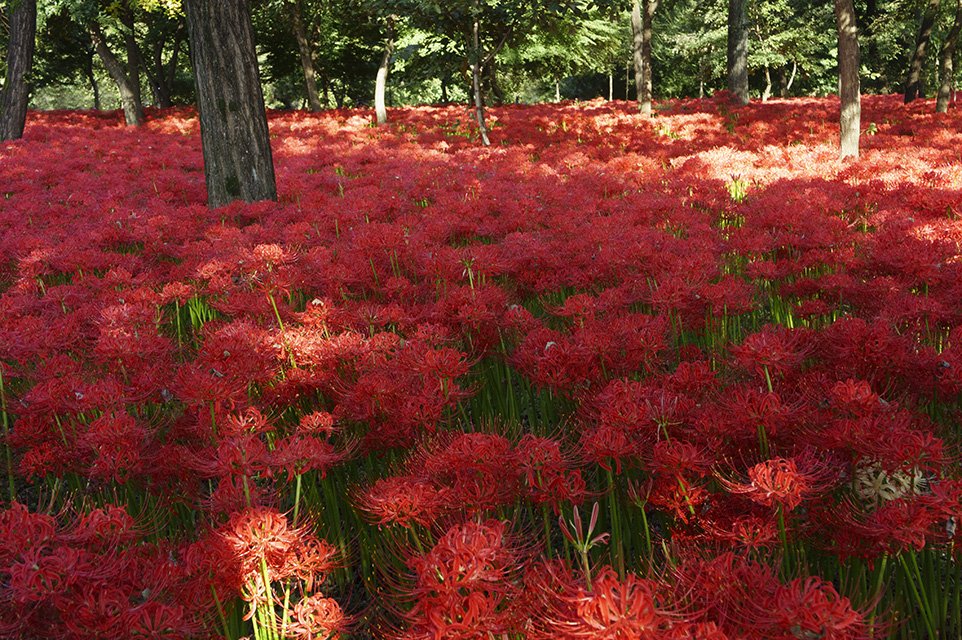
[2,0,961,199]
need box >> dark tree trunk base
[0,0,38,141]
[185,0,277,208]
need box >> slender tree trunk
[165,26,184,95]
[471,3,490,146]
[625,60,631,99]
[762,66,772,101]
[441,75,449,103]
[631,0,644,107]
[632,0,658,115]
[184,0,277,207]
[290,0,322,112]
[609,72,614,101]
[782,60,797,96]
[486,60,504,104]
[0,0,37,141]
[937,0,962,112]
[835,0,861,158]
[905,0,942,102]
[728,0,750,104]
[555,80,561,102]
[89,22,144,126]
[375,17,395,125]
[84,52,102,110]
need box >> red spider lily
[288,594,346,639]
[354,475,452,529]
[719,452,840,512]
[403,519,526,639]
[517,434,588,513]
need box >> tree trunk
[184,0,277,207]
[471,4,490,146]
[375,17,395,125]
[555,80,561,102]
[486,60,504,104]
[609,72,614,101]
[118,1,144,111]
[0,0,37,141]
[84,51,102,110]
[905,0,942,103]
[937,0,962,112]
[631,1,644,107]
[762,66,772,101]
[632,0,658,115]
[783,60,797,96]
[291,0,322,112]
[727,0,750,104]
[441,75,449,103]
[835,0,861,158]
[89,22,144,126]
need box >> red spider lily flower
[761,576,868,640]
[270,434,350,480]
[565,567,669,639]
[125,601,198,639]
[517,434,588,513]
[731,324,811,382]
[417,432,523,514]
[217,507,299,579]
[354,475,451,529]
[289,594,346,639]
[0,503,56,563]
[719,452,839,512]
[298,411,336,436]
[404,519,526,639]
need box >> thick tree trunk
[375,17,395,125]
[905,0,942,103]
[937,0,962,112]
[727,0,750,104]
[118,2,144,110]
[89,22,144,126]
[835,0,861,158]
[184,0,277,207]
[762,66,772,101]
[632,0,658,115]
[291,0,322,112]
[0,0,37,141]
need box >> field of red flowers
[1,94,961,639]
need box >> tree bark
[89,22,144,126]
[905,0,942,102]
[375,17,395,125]
[290,0,322,112]
[727,0,750,104]
[471,3,490,146]
[631,1,643,106]
[184,0,277,207]
[632,0,658,115]
[0,0,37,141]
[937,0,962,112]
[118,1,144,110]
[835,0,861,158]
[609,72,614,101]
[762,66,772,101]
[84,51,102,110]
